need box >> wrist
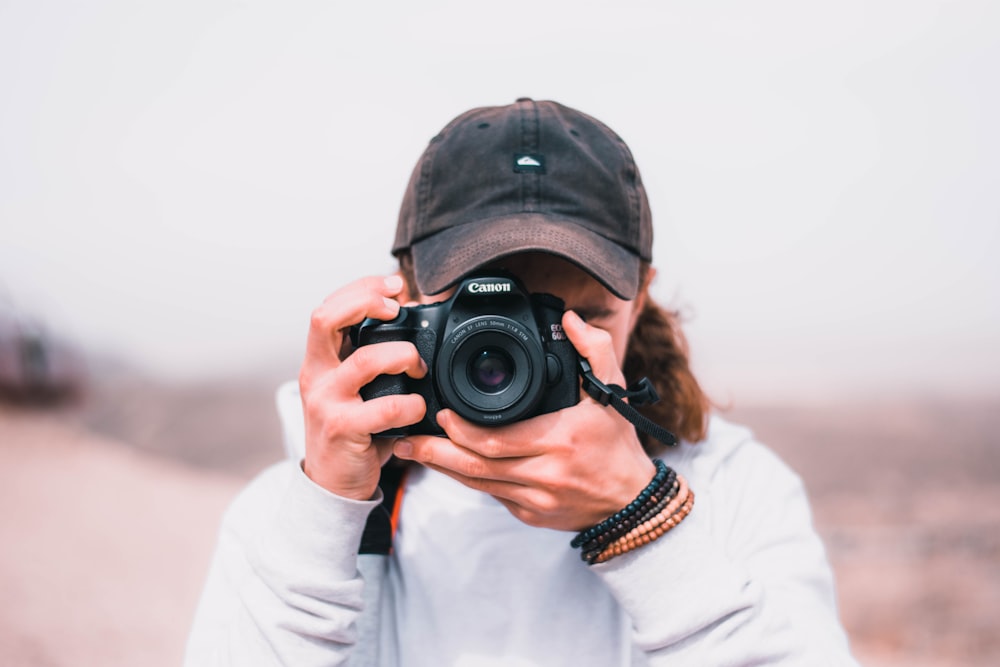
[302,458,379,501]
[571,459,695,565]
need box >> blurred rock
[0,298,86,405]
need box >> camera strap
[578,360,679,447]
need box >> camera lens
[468,347,514,394]
[436,315,546,425]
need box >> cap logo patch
[513,153,546,174]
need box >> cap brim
[408,214,642,300]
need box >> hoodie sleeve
[594,432,859,666]
[184,460,381,666]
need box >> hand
[393,310,656,531]
[298,275,427,500]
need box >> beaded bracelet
[579,476,688,563]
[570,459,672,550]
[620,475,689,543]
[571,460,694,565]
[632,478,680,527]
[590,490,695,564]
[571,460,695,565]
[575,468,678,555]
[577,476,680,561]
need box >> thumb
[562,310,626,387]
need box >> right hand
[298,274,428,500]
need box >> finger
[339,393,428,439]
[306,275,405,365]
[562,310,626,387]
[434,409,549,459]
[393,432,533,482]
[334,341,427,396]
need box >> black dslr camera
[350,273,580,436]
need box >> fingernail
[564,310,582,326]
[394,439,413,458]
[384,275,404,292]
[383,296,400,313]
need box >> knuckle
[301,389,349,441]
[531,490,559,515]
[510,506,532,524]
[312,404,347,442]
[298,367,313,393]
[462,456,489,479]
[529,487,559,516]
[406,345,425,371]
[394,342,420,368]
[320,415,347,443]
[349,346,379,376]
[414,443,434,466]
[376,397,406,425]
[535,467,563,492]
[480,434,507,458]
[309,306,333,333]
[515,506,546,528]
[351,342,413,377]
[300,388,323,419]
[405,393,428,420]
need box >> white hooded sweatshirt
[185,382,859,666]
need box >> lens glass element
[436,314,545,424]
[468,347,514,394]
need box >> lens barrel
[435,315,546,424]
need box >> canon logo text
[467,282,512,294]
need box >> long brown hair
[397,253,710,451]
[624,264,710,451]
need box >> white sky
[1,0,998,404]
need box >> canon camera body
[351,273,579,436]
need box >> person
[185,98,859,665]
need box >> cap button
[515,97,533,103]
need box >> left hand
[392,310,656,531]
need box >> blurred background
[1,1,998,665]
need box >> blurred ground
[0,403,244,667]
[1,370,998,666]
[730,399,1000,666]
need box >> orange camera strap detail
[358,459,410,555]
[389,466,408,544]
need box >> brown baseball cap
[392,98,653,300]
